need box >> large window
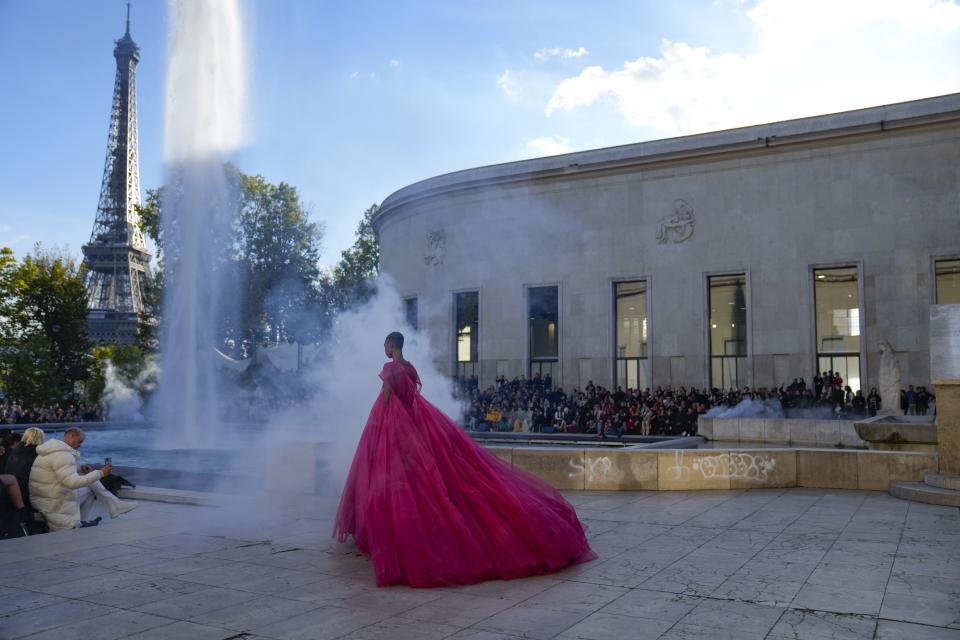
[814,266,862,392]
[709,274,747,390]
[404,297,418,331]
[935,259,960,304]
[615,281,649,390]
[528,286,559,382]
[455,291,478,380]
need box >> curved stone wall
[375,94,960,392]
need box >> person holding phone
[30,427,137,531]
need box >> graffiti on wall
[568,456,613,482]
[666,450,776,482]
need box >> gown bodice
[379,360,422,407]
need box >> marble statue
[878,340,902,416]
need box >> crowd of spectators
[0,404,103,425]
[457,374,705,437]
[456,370,935,436]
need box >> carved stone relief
[656,199,695,244]
[424,229,446,266]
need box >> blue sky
[1,0,958,267]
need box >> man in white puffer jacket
[30,427,136,531]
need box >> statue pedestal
[888,305,960,505]
[933,380,960,475]
[931,304,960,475]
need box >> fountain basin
[698,416,868,448]
[853,414,938,452]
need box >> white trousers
[76,481,120,521]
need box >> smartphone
[105,457,112,465]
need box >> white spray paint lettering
[568,456,613,481]
[666,451,776,482]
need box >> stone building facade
[373,94,960,393]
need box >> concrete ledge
[512,448,586,490]
[659,451,733,490]
[857,451,938,491]
[584,450,658,490]
[485,445,936,492]
[797,450,859,489]
[118,485,226,506]
[730,450,797,489]
[486,447,513,465]
[122,449,939,498]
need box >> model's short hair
[21,427,45,447]
[63,427,85,440]
[385,331,405,350]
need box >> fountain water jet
[151,0,247,448]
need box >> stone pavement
[0,488,957,640]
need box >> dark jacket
[3,443,39,510]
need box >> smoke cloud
[103,360,158,422]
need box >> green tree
[138,167,329,353]
[0,246,90,407]
[233,168,325,348]
[0,247,17,340]
[135,188,163,352]
[0,247,20,397]
[319,204,380,316]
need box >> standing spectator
[852,390,867,417]
[917,387,931,416]
[906,385,918,415]
[867,387,881,416]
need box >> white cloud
[348,71,359,80]
[367,72,377,79]
[497,69,520,97]
[534,46,589,61]
[526,135,571,156]
[389,59,400,68]
[546,0,960,136]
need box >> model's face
[384,341,392,358]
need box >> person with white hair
[30,427,137,531]
[2,427,47,534]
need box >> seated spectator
[0,428,13,470]
[3,427,47,534]
[0,472,32,538]
[30,427,137,531]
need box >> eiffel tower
[82,3,152,345]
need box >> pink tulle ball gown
[334,359,596,588]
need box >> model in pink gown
[334,334,595,588]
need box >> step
[889,481,960,507]
[118,485,229,507]
[924,472,960,491]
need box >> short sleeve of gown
[379,363,394,389]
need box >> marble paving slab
[0,489,957,639]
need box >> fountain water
[151,0,247,448]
